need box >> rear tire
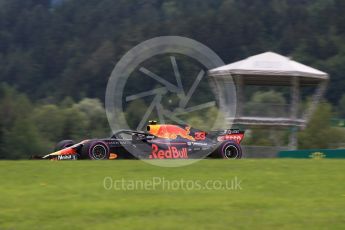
[54,140,75,151]
[81,141,110,160]
[215,141,242,159]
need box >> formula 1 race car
[35,122,245,160]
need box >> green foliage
[31,104,64,141]
[125,99,148,130]
[242,128,289,147]
[0,84,33,129]
[337,94,345,118]
[250,90,286,104]
[72,98,110,138]
[243,90,289,146]
[185,106,225,131]
[245,90,287,117]
[0,0,344,103]
[0,84,44,159]
[298,102,345,149]
[0,85,110,159]
[60,107,89,140]
[60,97,75,108]
[1,118,43,159]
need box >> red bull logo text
[150,144,188,159]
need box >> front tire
[81,141,110,160]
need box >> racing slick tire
[54,140,75,151]
[81,141,110,160]
[215,140,242,159]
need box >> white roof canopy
[207,51,329,131]
[209,52,329,84]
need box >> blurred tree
[242,90,288,146]
[337,94,345,118]
[73,98,109,137]
[298,102,345,149]
[60,96,75,108]
[0,85,45,159]
[0,0,343,104]
[0,85,33,130]
[245,90,286,117]
[31,104,64,141]
[0,84,113,158]
[60,107,89,141]
[1,118,43,159]
[125,99,148,130]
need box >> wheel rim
[91,144,107,159]
[224,145,239,159]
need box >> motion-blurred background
[1,0,345,158]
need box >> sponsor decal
[224,129,241,134]
[217,134,244,143]
[150,144,188,159]
[193,142,208,146]
[108,141,131,145]
[109,153,118,160]
[309,152,326,159]
[57,155,77,160]
[195,132,206,140]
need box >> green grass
[0,159,344,230]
